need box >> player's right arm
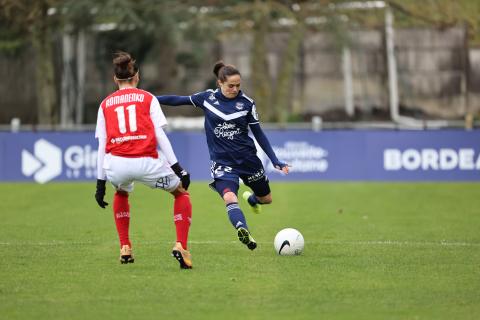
[157,91,206,109]
[150,98,191,190]
[156,95,193,106]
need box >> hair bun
[213,61,225,77]
[113,51,138,80]
[113,52,132,67]
[212,61,240,83]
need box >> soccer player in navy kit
[157,61,290,250]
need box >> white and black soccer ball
[274,228,304,255]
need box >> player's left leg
[104,154,136,264]
[244,176,272,202]
[242,175,272,215]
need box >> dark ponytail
[113,51,139,80]
[213,60,240,82]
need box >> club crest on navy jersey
[235,102,244,110]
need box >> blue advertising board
[0,130,479,183]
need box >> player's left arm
[249,123,290,174]
[95,106,107,180]
[247,102,289,174]
[94,106,109,208]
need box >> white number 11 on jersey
[114,105,137,134]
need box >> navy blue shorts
[209,156,271,198]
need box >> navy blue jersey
[189,89,260,165]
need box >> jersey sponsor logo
[214,122,241,140]
[110,135,147,144]
[22,139,97,183]
[384,148,480,171]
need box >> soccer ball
[274,228,304,255]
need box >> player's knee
[259,194,272,204]
[115,190,129,197]
[171,187,189,198]
[223,191,238,203]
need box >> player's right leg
[171,240,192,269]
[170,187,193,269]
[237,227,257,251]
[211,178,257,250]
[112,190,134,264]
[140,155,193,269]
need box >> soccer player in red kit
[94,51,193,269]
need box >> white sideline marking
[317,240,480,247]
[0,240,479,247]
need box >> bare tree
[2,0,60,125]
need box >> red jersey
[97,88,166,158]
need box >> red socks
[173,192,192,249]
[113,191,131,248]
[113,191,192,251]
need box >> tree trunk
[76,30,86,125]
[61,31,75,127]
[272,21,304,123]
[250,0,272,121]
[32,2,57,125]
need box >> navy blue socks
[226,202,248,230]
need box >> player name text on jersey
[105,93,145,107]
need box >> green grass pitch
[1,182,479,320]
